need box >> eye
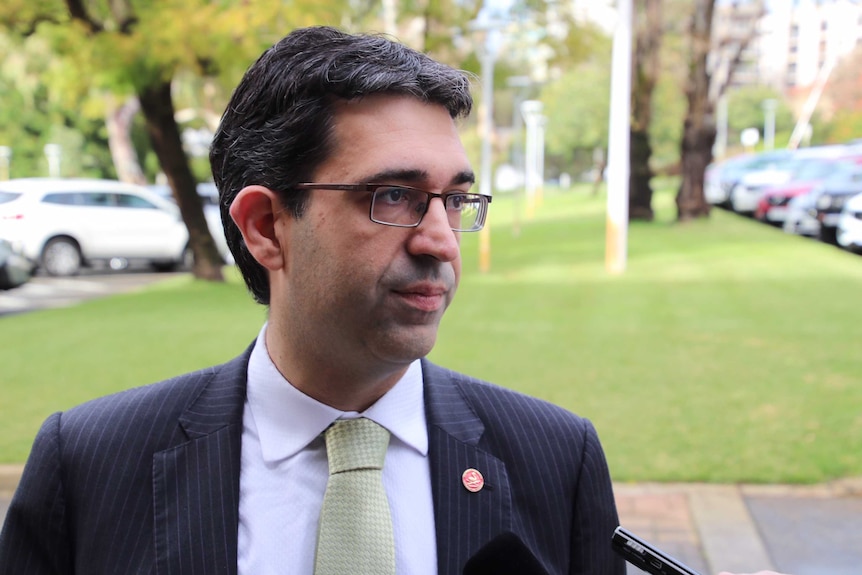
[377,186,412,206]
[447,194,466,211]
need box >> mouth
[393,284,449,313]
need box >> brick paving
[615,485,709,574]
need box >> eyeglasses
[294,183,492,232]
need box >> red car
[756,155,862,224]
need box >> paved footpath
[615,479,862,575]
[1,465,860,574]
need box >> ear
[229,185,286,271]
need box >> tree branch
[64,0,104,33]
[711,1,767,101]
[6,14,64,37]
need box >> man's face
[276,94,473,374]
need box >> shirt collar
[246,324,428,463]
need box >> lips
[393,283,449,312]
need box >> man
[0,27,789,575]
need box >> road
[0,267,182,317]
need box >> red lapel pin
[462,468,484,492]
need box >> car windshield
[0,191,21,204]
[744,151,792,170]
[791,159,835,180]
[823,163,862,185]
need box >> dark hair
[209,26,474,304]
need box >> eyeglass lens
[371,186,485,231]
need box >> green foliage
[0,0,354,179]
[726,85,795,148]
[817,108,862,144]
[540,51,611,177]
[0,34,114,177]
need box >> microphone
[462,531,550,575]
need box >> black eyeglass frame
[293,183,492,232]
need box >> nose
[406,197,460,262]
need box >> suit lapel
[422,360,512,575]
[153,350,251,575]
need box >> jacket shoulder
[54,350,249,460]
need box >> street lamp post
[44,143,62,178]
[606,0,632,274]
[762,99,777,151]
[471,11,505,274]
[0,146,11,181]
[521,99,544,220]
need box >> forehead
[316,94,472,186]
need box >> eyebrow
[360,168,476,188]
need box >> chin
[377,329,438,363]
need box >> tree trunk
[138,80,224,281]
[629,0,661,222]
[676,0,715,221]
[105,95,147,185]
[630,130,654,220]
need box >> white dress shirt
[237,325,438,575]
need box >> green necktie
[314,418,396,575]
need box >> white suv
[0,178,189,276]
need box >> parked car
[812,164,862,244]
[783,186,824,238]
[0,237,31,290]
[705,150,790,206]
[728,145,849,215]
[0,178,189,276]
[148,182,233,265]
[754,155,862,224]
[837,192,862,254]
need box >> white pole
[521,100,542,220]
[0,146,10,180]
[763,99,777,151]
[478,29,499,273]
[537,115,546,207]
[44,143,62,178]
[714,94,728,159]
[606,0,632,274]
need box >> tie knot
[324,418,390,474]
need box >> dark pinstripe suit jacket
[0,349,624,575]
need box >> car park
[0,238,31,290]
[837,192,862,254]
[0,178,189,276]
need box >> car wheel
[151,245,192,273]
[41,237,82,277]
[727,189,738,212]
[818,227,838,245]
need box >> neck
[264,324,409,412]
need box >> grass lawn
[1,182,861,483]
